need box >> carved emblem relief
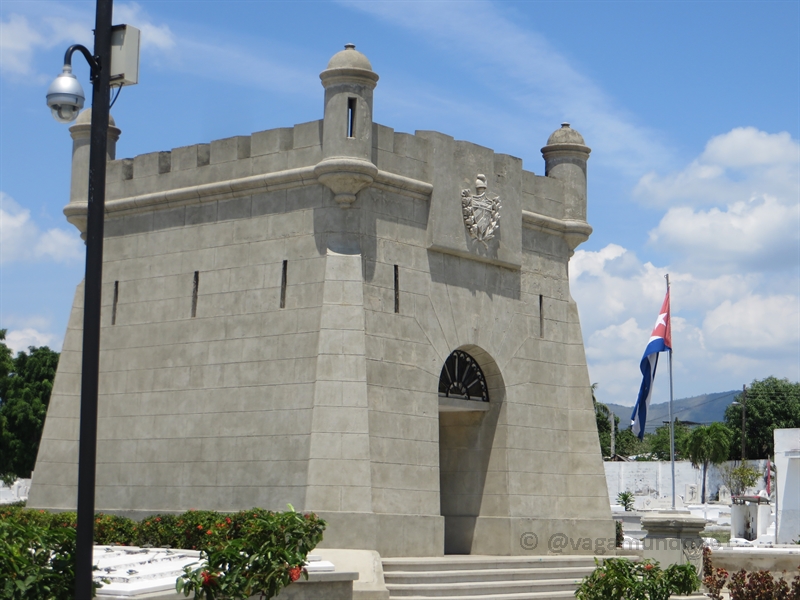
[461,174,501,248]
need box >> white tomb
[775,428,800,544]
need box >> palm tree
[684,423,733,503]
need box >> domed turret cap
[74,107,116,127]
[327,43,373,71]
[546,122,586,146]
[321,43,379,87]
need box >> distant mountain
[605,390,740,433]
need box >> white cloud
[586,318,647,362]
[0,14,46,75]
[704,295,800,355]
[4,328,60,354]
[637,127,800,276]
[0,192,83,264]
[114,2,175,52]
[649,195,800,273]
[704,128,799,169]
[569,243,627,279]
[635,127,800,208]
[0,9,91,79]
[0,2,176,80]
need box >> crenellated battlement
[102,121,324,203]
[71,118,574,225]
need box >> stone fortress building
[29,45,613,557]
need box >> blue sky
[1,1,798,408]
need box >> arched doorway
[438,346,503,554]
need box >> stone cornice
[63,166,434,223]
[521,209,593,251]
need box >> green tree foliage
[0,330,60,482]
[684,423,733,503]
[616,428,649,458]
[724,377,800,459]
[592,385,649,459]
[647,420,691,461]
[594,396,615,458]
[719,463,760,496]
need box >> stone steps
[382,593,576,600]
[383,556,596,600]
[384,566,595,584]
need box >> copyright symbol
[548,533,568,553]
[520,532,538,550]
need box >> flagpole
[666,274,676,510]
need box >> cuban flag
[630,290,672,439]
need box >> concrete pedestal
[640,512,706,573]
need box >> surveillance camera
[46,65,85,123]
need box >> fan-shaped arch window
[438,350,489,402]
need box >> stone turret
[314,43,379,207]
[64,108,121,238]
[541,123,590,222]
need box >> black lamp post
[732,384,747,461]
[46,1,112,596]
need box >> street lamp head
[46,64,85,123]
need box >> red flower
[289,567,302,582]
[197,525,204,530]
[206,530,213,535]
[225,517,232,524]
[201,571,218,587]
[644,564,654,571]
[155,517,161,522]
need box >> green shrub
[703,547,800,599]
[575,557,699,600]
[136,513,180,547]
[0,506,326,600]
[94,513,136,545]
[176,507,326,599]
[617,490,635,511]
[0,514,100,599]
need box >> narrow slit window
[394,265,399,314]
[191,271,199,318]
[280,260,288,309]
[539,294,544,338]
[112,281,119,325]
[347,97,356,138]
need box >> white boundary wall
[0,478,31,504]
[604,460,768,503]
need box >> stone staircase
[382,555,597,600]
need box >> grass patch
[703,530,731,544]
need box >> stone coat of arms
[461,174,501,248]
